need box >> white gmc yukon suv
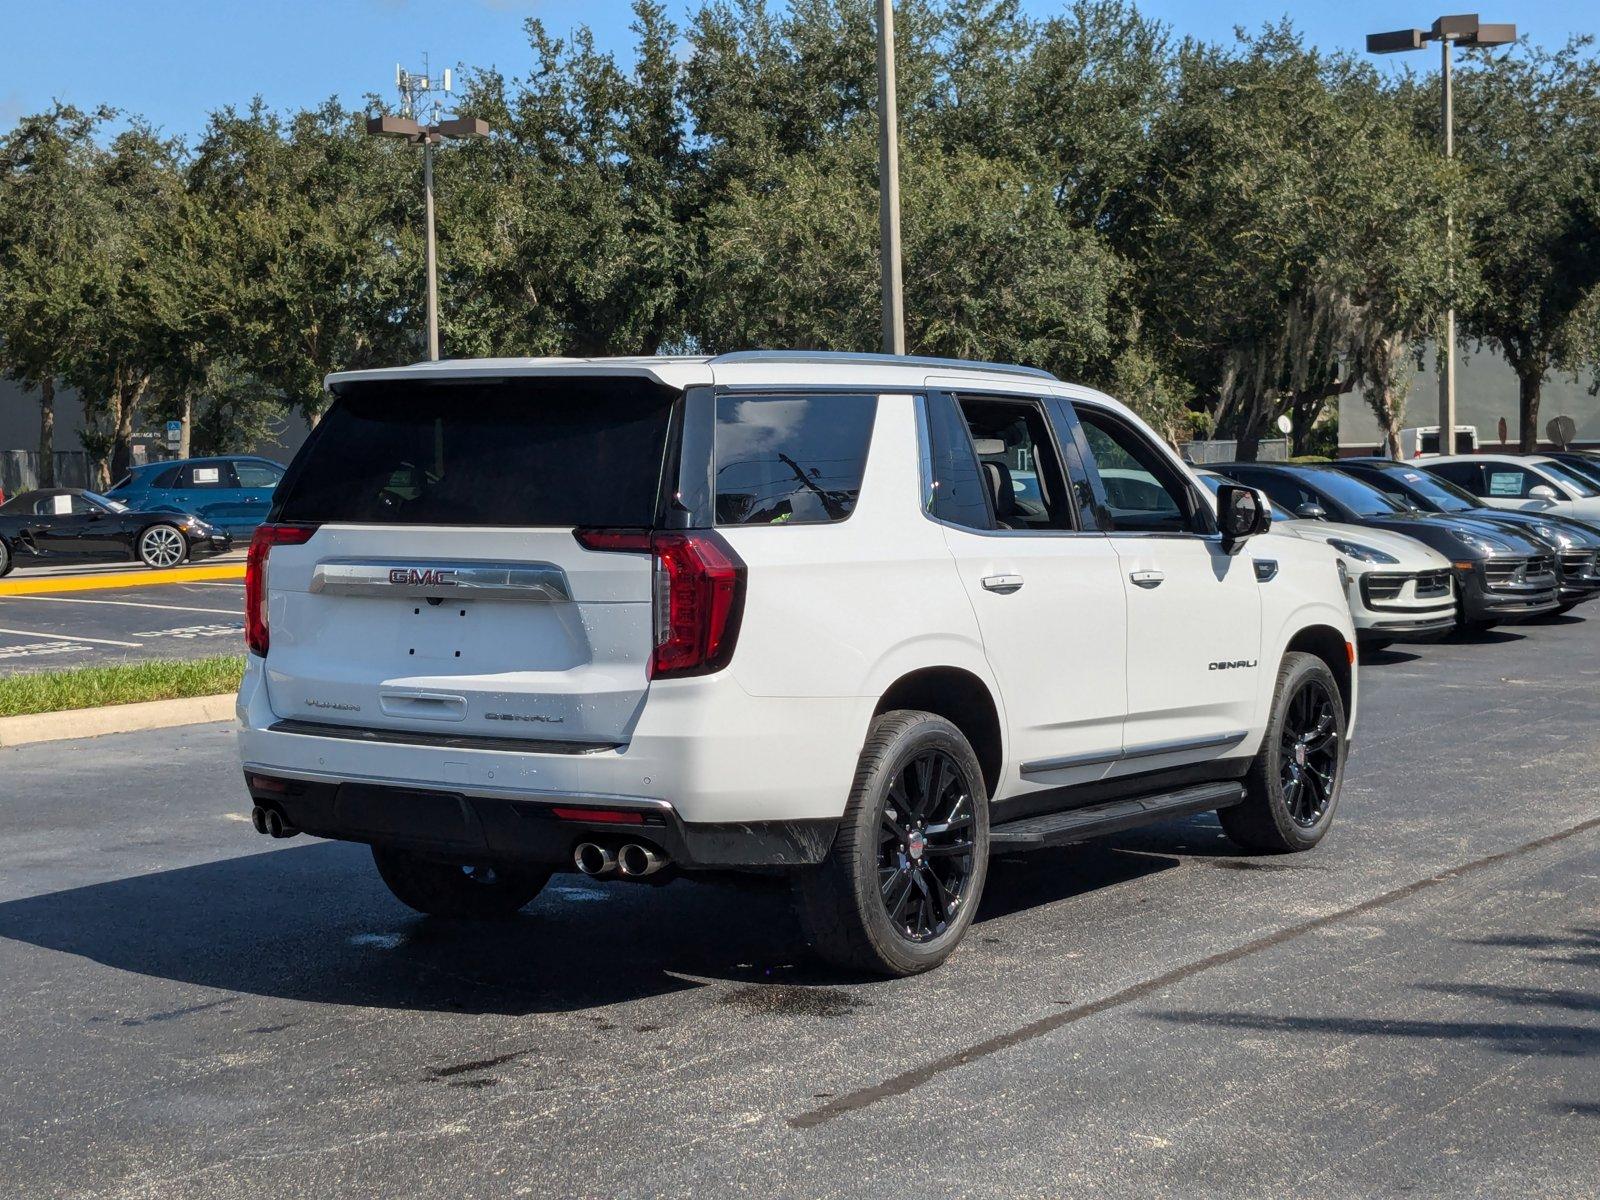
[238,352,1357,975]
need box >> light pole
[366,113,490,361]
[1367,14,1515,456]
[875,0,905,356]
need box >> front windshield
[1556,456,1600,487]
[1305,470,1410,516]
[1538,461,1600,498]
[82,491,127,513]
[1381,467,1476,513]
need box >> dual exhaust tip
[250,804,300,839]
[574,841,667,879]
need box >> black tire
[1219,652,1346,854]
[795,710,989,977]
[137,523,189,569]
[371,846,549,918]
[0,538,11,578]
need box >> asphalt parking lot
[2,617,1597,1199]
[0,567,244,669]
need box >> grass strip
[0,655,244,718]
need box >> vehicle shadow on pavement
[0,836,1176,1014]
[1139,927,1600,1060]
[1358,646,1423,666]
[1444,626,1528,646]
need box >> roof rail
[708,349,1057,381]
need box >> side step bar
[989,781,1246,852]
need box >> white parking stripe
[0,595,238,615]
[0,626,142,648]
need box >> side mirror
[86,510,103,521]
[1294,502,1328,520]
[1529,484,1559,502]
[1218,484,1271,549]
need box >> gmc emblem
[389,567,458,587]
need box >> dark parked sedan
[0,489,232,577]
[1333,458,1600,609]
[1214,462,1560,629]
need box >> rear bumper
[235,657,872,836]
[242,771,838,869]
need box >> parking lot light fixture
[364,112,490,362]
[1366,14,1516,457]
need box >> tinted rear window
[715,393,876,525]
[275,377,677,527]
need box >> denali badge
[1208,659,1259,671]
[486,711,565,724]
[305,698,361,712]
[389,567,457,587]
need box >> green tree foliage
[1453,38,1600,450]
[0,105,111,484]
[0,3,1595,467]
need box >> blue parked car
[106,456,286,535]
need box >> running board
[989,781,1246,851]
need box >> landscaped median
[0,655,244,747]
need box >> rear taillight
[245,523,318,657]
[575,528,745,677]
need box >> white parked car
[237,352,1357,975]
[1423,454,1600,523]
[1193,471,1456,649]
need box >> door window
[951,395,1076,531]
[924,393,992,529]
[182,463,233,489]
[1483,465,1541,498]
[233,461,284,488]
[1425,461,1484,494]
[152,466,182,489]
[1072,406,1201,534]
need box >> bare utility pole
[876,0,906,356]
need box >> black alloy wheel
[796,710,990,976]
[1220,651,1346,854]
[1278,677,1339,828]
[878,749,978,943]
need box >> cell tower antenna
[395,52,449,122]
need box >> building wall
[0,379,310,469]
[1338,344,1600,452]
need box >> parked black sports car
[1214,462,1561,629]
[1333,458,1600,609]
[0,489,232,577]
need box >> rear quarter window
[715,393,876,526]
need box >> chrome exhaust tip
[574,842,617,877]
[250,805,270,835]
[260,807,300,839]
[617,843,667,878]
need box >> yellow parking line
[0,563,245,596]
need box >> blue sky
[5,0,1589,139]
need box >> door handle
[981,574,1024,594]
[1129,570,1165,589]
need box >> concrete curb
[0,693,236,748]
[0,563,245,596]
